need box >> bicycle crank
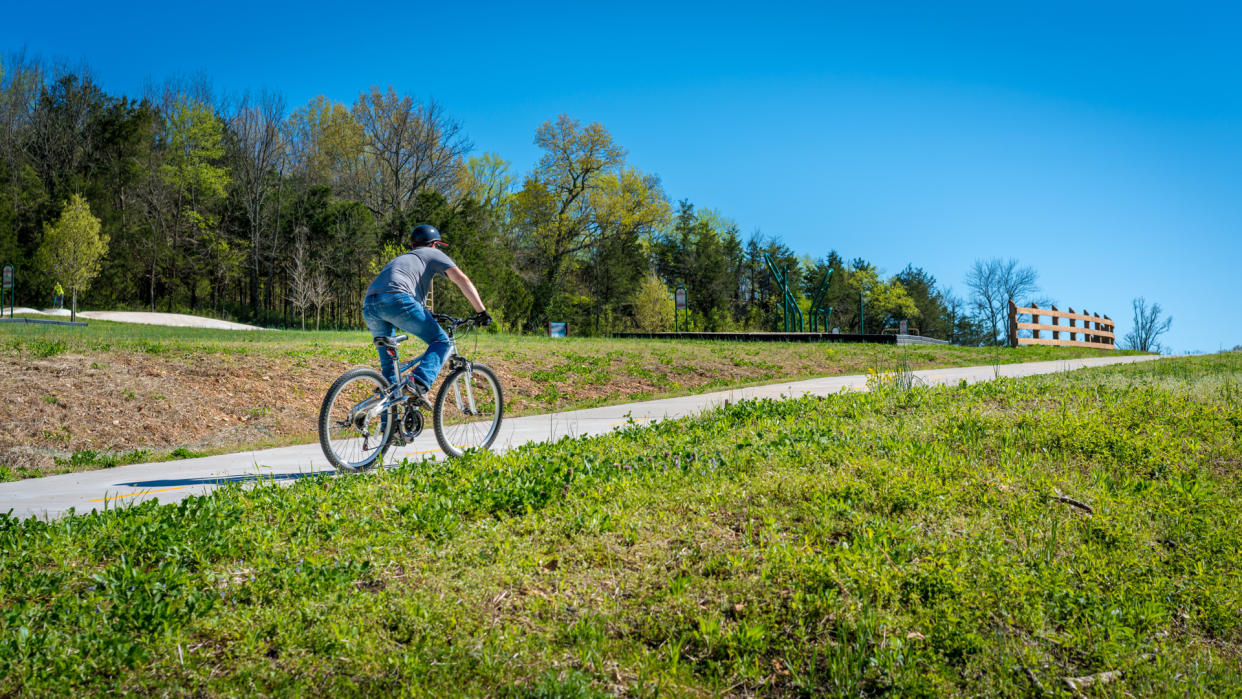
[401,406,424,440]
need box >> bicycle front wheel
[319,368,394,473]
[433,363,504,458]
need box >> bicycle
[317,313,504,472]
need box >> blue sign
[548,322,567,338]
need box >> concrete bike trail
[1,354,1163,520]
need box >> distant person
[363,224,491,405]
[52,281,64,310]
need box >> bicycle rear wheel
[432,363,504,458]
[319,368,394,472]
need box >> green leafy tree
[511,115,626,327]
[633,272,674,331]
[162,98,229,310]
[651,201,738,330]
[894,265,950,338]
[36,193,107,321]
[286,95,364,192]
[458,153,513,213]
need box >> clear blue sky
[5,1,1239,351]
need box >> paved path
[1,354,1161,520]
[9,309,262,330]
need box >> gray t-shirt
[365,247,457,305]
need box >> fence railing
[1007,300,1115,349]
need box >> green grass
[0,314,1136,367]
[1,353,1238,694]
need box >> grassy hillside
[0,318,1135,479]
[1,354,1238,695]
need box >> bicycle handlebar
[433,313,477,333]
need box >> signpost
[1,264,12,318]
[899,319,908,335]
[674,286,687,332]
[547,322,567,338]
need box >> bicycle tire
[319,367,395,473]
[432,363,504,458]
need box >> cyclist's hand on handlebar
[474,310,493,327]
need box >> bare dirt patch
[0,346,788,478]
[1,351,343,476]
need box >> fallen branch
[1051,490,1094,515]
[1021,664,1048,696]
[1064,669,1122,697]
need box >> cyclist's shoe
[406,379,433,409]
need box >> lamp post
[859,289,867,334]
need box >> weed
[27,338,67,358]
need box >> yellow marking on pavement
[90,486,191,503]
[610,417,653,426]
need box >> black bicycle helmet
[409,224,447,248]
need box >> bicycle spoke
[435,365,501,457]
[321,372,391,471]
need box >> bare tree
[0,51,43,202]
[1122,297,1172,353]
[287,227,311,330]
[965,257,1039,344]
[964,260,1001,343]
[229,90,286,317]
[350,86,472,232]
[307,269,332,331]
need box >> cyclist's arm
[444,266,486,313]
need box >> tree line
[2,52,1162,346]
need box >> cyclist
[363,224,491,406]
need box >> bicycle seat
[374,335,409,350]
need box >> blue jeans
[362,292,451,392]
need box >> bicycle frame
[365,320,479,420]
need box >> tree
[287,227,311,330]
[307,269,332,331]
[633,272,674,331]
[511,115,626,326]
[650,202,740,330]
[583,168,669,332]
[36,193,107,321]
[843,264,919,334]
[351,86,471,235]
[965,258,1039,344]
[285,95,364,193]
[894,265,949,338]
[229,91,285,317]
[1122,297,1172,353]
[458,152,513,212]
